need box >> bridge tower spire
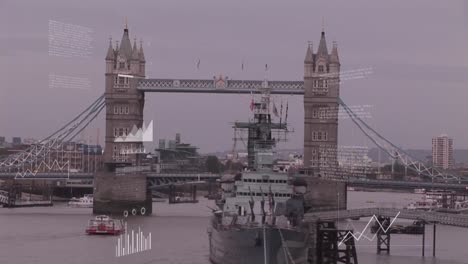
[303,30,340,178]
[96,23,150,216]
[103,23,146,165]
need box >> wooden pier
[304,208,468,227]
[303,207,468,263]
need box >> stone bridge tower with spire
[94,24,152,216]
[303,30,340,178]
[103,24,146,164]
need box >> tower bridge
[0,24,460,216]
[102,25,339,174]
[137,78,305,94]
[93,23,342,215]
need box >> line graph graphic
[14,160,70,179]
[114,120,153,142]
[338,211,400,246]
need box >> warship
[208,84,309,264]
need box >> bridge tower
[94,24,152,216]
[303,31,340,177]
[103,24,146,164]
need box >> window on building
[114,106,118,114]
[125,106,129,114]
[118,128,124,136]
[324,132,328,141]
[318,65,325,73]
[114,128,118,137]
[312,131,317,141]
[119,62,125,69]
[312,109,318,118]
[317,132,322,141]
[117,76,129,85]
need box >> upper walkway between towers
[137,78,305,94]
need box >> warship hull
[208,224,308,264]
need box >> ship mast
[233,81,289,171]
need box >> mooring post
[432,223,436,257]
[422,221,425,257]
[193,185,197,202]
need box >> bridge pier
[311,221,358,264]
[376,216,391,254]
[168,184,197,204]
[376,230,390,254]
[93,167,152,216]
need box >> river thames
[1,191,467,264]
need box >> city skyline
[0,0,467,153]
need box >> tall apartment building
[432,134,453,169]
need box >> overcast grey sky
[0,0,467,153]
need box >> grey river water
[1,191,467,264]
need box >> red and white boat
[85,215,125,235]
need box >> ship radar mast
[233,80,290,171]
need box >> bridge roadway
[342,178,468,192]
[2,173,467,192]
[0,172,220,181]
[304,208,468,227]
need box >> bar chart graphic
[115,224,152,257]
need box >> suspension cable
[339,98,457,180]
